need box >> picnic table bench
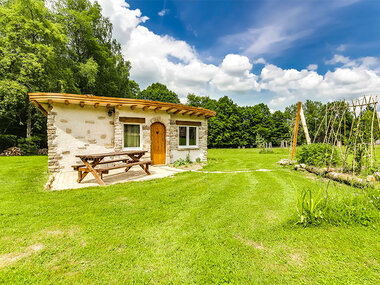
[73,150,151,185]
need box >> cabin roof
[29,92,216,118]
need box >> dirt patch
[289,252,304,266]
[235,235,265,250]
[173,163,205,171]
[45,230,65,236]
[0,244,44,268]
[42,226,81,238]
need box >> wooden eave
[28,92,216,118]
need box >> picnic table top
[76,150,147,159]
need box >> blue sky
[95,0,380,109]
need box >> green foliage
[294,181,327,226]
[296,143,340,167]
[354,143,366,174]
[0,134,17,152]
[128,80,140,98]
[173,154,192,167]
[186,94,290,148]
[323,187,380,226]
[17,136,45,155]
[17,138,38,155]
[78,57,98,89]
[292,179,379,227]
[0,0,136,143]
[255,134,265,149]
[137,83,180,103]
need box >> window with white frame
[123,124,142,149]
[178,126,198,147]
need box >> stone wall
[168,114,208,163]
[47,104,114,173]
[47,110,59,173]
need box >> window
[123,124,141,149]
[178,126,198,147]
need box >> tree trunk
[26,101,31,138]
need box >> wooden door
[150,122,166,165]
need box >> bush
[0,134,18,152]
[292,179,379,227]
[17,136,42,155]
[296,143,340,167]
[323,187,380,226]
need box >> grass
[0,149,379,283]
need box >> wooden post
[299,105,311,144]
[291,101,302,159]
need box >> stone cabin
[29,93,216,173]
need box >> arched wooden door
[150,122,166,165]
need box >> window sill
[122,147,143,151]
[178,146,199,150]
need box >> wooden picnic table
[73,150,151,185]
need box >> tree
[137,83,180,103]
[0,0,66,137]
[0,0,135,143]
[128,80,140,98]
[53,0,133,98]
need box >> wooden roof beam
[65,100,69,105]
[154,107,161,113]
[94,103,99,108]
[27,92,217,118]
[143,106,150,111]
[32,101,48,116]
[80,101,85,108]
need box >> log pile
[294,164,374,188]
[0,147,22,156]
[38,148,48,155]
[277,159,297,166]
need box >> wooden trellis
[311,95,379,171]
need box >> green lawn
[0,149,379,283]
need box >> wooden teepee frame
[291,101,311,159]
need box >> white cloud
[158,9,169,17]
[93,0,260,97]
[253,58,267,64]
[92,0,380,110]
[337,44,347,52]
[220,54,252,76]
[264,65,380,108]
[325,54,351,65]
[326,54,379,70]
[307,64,318,71]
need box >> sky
[92,0,380,110]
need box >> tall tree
[0,0,66,137]
[137,83,180,103]
[53,0,133,97]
